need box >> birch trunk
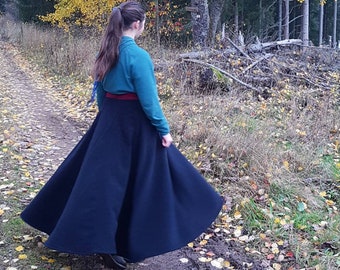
[278,0,283,40]
[284,0,289,39]
[333,0,338,48]
[319,2,324,47]
[302,0,309,48]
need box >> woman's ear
[132,21,140,30]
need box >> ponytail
[93,8,122,81]
[92,1,146,81]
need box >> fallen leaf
[319,191,327,197]
[18,254,27,260]
[267,253,275,260]
[234,228,242,237]
[179,258,189,263]
[239,235,249,242]
[211,258,224,269]
[286,250,294,258]
[273,263,282,270]
[224,260,231,267]
[326,200,335,206]
[199,239,208,246]
[15,246,24,252]
[206,251,215,257]
[198,257,211,262]
[234,210,242,219]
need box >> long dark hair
[92,1,145,81]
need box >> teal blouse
[96,36,170,136]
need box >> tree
[278,0,283,40]
[300,0,310,47]
[284,0,290,39]
[190,0,210,47]
[16,0,55,22]
[208,0,225,45]
[0,0,6,14]
[332,0,338,47]
[40,0,122,31]
[319,0,325,46]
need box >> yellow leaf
[319,191,327,197]
[283,160,289,170]
[187,242,194,248]
[48,259,56,263]
[15,246,24,252]
[234,211,242,219]
[224,260,231,267]
[326,200,335,206]
[0,209,4,216]
[199,239,208,246]
[280,219,287,225]
[18,254,27,259]
[272,247,280,254]
[274,217,281,224]
[277,240,284,246]
[259,233,266,239]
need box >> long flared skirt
[21,96,223,263]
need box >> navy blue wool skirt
[21,95,223,263]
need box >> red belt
[106,92,138,100]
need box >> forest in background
[0,0,339,48]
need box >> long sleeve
[131,50,170,136]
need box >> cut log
[248,39,303,52]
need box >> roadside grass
[1,17,340,269]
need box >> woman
[21,1,223,269]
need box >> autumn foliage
[40,0,123,31]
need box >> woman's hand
[162,133,173,148]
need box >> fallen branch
[183,58,262,93]
[226,37,252,60]
[241,54,273,74]
[248,39,303,52]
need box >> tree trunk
[284,0,289,39]
[259,0,263,39]
[302,0,309,48]
[333,0,338,48]
[319,2,324,46]
[234,0,239,42]
[278,0,283,40]
[191,0,210,48]
[208,0,225,46]
[155,0,160,47]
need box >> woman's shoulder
[131,44,151,60]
